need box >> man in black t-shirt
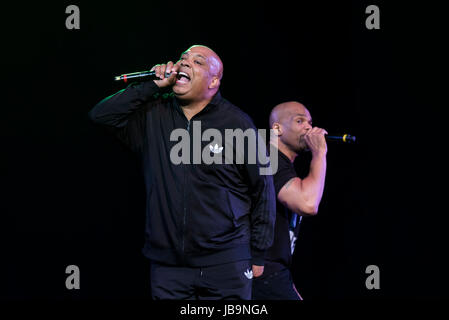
[252,101,327,300]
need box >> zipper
[181,120,191,254]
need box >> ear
[209,76,220,89]
[272,122,282,136]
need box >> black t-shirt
[263,149,302,276]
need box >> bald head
[174,44,224,102]
[269,101,313,155]
[185,45,223,80]
[269,101,310,128]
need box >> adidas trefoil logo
[244,269,253,279]
[209,144,223,154]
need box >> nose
[305,122,312,130]
[180,60,191,69]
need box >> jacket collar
[173,90,223,118]
[209,90,223,107]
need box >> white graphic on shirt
[244,269,253,279]
[289,215,302,255]
[209,143,223,154]
[289,230,298,255]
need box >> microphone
[114,70,172,83]
[326,134,356,143]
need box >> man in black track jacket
[88,45,276,299]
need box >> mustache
[298,135,309,152]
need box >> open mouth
[176,71,191,84]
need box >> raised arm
[88,61,179,152]
[278,127,327,215]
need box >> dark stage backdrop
[2,0,447,303]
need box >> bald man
[252,102,327,300]
[89,45,275,300]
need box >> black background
[2,0,447,302]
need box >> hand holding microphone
[114,61,180,86]
[150,61,180,88]
[303,129,356,154]
[304,127,328,156]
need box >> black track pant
[252,268,301,300]
[150,260,253,300]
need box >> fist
[150,60,180,88]
[304,127,328,156]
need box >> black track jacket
[89,80,275,267]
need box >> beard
[297,135,309,152]
[281,134,309,154]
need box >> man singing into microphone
[88,45,275,300]
[252,101,327,300]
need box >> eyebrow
[293,113,311,119]
[292,113,313,122]
[181,52,207,60]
